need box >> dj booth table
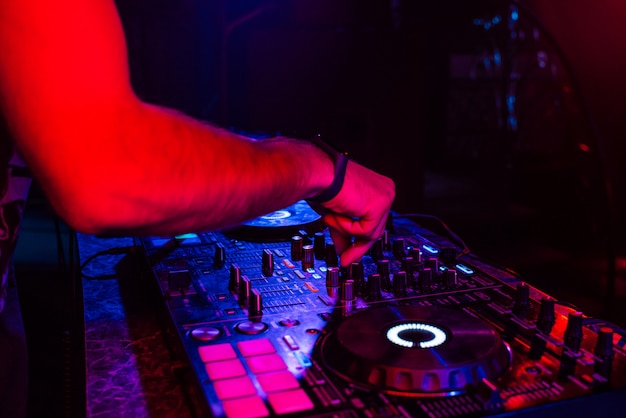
[78,233,194,417]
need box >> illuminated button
[237,338,276,357]
[282,335,299,350]
[294,270,306,279]
[222,396,269,418]
[246,354,287,374]
[422,244,439,254]
[305,282,319,292]
[294,351,312,367]
[258,371,300,392]
[205,359,246,380]
[268,389,314,415]
[456,264,474,275]
[214,376,257,400]
[198,343,237,363]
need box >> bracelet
[306,134,349,203]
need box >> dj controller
[139,201,626,417]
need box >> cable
[396,212,472,256]
[80,245,142,280]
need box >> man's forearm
[34,101,335,236]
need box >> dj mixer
[139,201,626,417]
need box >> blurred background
[14,0,626,416]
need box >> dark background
[14,1,626,417]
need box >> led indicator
[423,245,439,254]
[456,264,474,275]
[386,323,447,349]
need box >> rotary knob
[326,267,340,298]
[314,232,326,260]
[302,245,315,270]
[291,235,303,261]
[393,271,407,297]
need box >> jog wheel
[317,306,511,396]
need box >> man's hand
[318,160,395,267]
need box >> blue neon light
[423,245,439,254]
[456,264,474,275]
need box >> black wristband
[306,134,349,203]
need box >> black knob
[350,262,365,295]
[377,260,391,290]
[595,327,614,358]
[393,271,407,297]
[564,311,584,352]
[341,279,355,301]
[594,327,614,379]
[291,235,303,261]
[325,243,339,268]
[401,257,414,279]
[229,264,241,292]
[393,238,406,260]
[419,268,432,292]
[239,276,251,306]
[367,274,382,301]
[326,267,340,298]
[424,258,439,273]
[408,248,422,264]
[262,249,274,277]
[370,239,384,261]
[443,269,458,288]
[513,283,530,318]
[314,232,326,260]
[537,297,556,334]
[439,247,457,265]
[382,230,390,251]
[302,245,315,270]
[249,289,263,316]
[214,243,226,268]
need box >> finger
[328,227,352,258]
[339,237,376,267]
[324,212,377,240]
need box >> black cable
[396,212,472,256]
[80,246,142,280]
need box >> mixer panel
[139,203,626,417]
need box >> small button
[198,343,237,363]
[305,282,319,292]
[282,335,299,350]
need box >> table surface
[78,233,195,418]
